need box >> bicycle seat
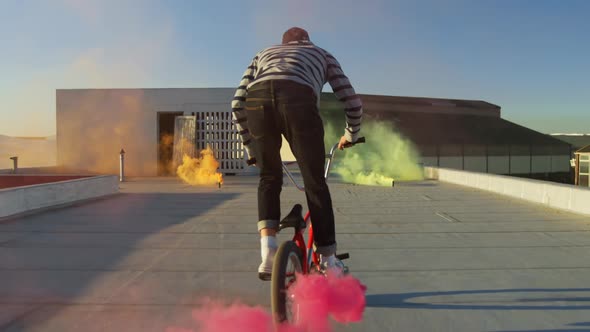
[279,204,306,231]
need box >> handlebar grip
[354,137,366,145]
[343,136,366,148]
[336,253,350,260]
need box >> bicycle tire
[271,240,303,324]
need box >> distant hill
[0,135,56,169]
[0,135,55,140]
[12,137,50,140]
[551,134,590,151]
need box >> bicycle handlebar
[247,137,366,167]
[323,136,365,181]
[282,136,366,191]
[340,136,366,148]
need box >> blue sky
[1,0,588,136]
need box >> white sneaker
[320,256,349,277]
[258,247,276,281]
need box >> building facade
[56,88,572,179]
[320,93,572,183]
[574,145,590,187]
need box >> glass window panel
[581,155,589,161]
[581,161,589,174]
[580,174,589,187]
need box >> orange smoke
[57,89,154,175]
[157,133,175,175]
[176,146,223,186]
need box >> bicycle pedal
[336,253,350,260]
[258,272,272,281]
[319,265,350,277]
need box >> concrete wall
[488,156,509,174]
[531,156,551,173]
[56,88,298,176]
[0,175,119,218]
[439,157,462,169]
[510,156,530,174]
[464,156,487,172]
[422,144,570,175]
[57,89,232,176]
[424,167,590,216]
[552,155,571,172]
[421,156,438,167]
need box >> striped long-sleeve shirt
[231,40,362,155]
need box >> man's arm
[325,53,363,143]
[231,56,258,160]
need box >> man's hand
[247,158,257,166]
[245,140,259,166]
[338,135,351,150]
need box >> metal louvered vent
[194,110,246,173]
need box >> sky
[0,0,588,137]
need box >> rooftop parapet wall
[0,175,119,219]
[0,175,92,189]
[424,167,590,216]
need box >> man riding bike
[231,27,363,280]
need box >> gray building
[56,88,572,179]
[57,88,246,177]
[574,145,590,187]
[321,93,572,182]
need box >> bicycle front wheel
[271,240,303,324]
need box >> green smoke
[323,121,424,186]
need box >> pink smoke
[288,271,367,332]
[167,273,366,332]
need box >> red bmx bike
[270,137,365,323]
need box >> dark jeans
[245,80,336,255]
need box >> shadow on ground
[366,288,590,310]
[490,321,590,332]
[367,290,590,331]
[0,191,239,331]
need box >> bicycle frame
[282,142,342,274]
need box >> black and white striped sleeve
[326,53,363,143]
[231,57,257,154]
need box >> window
[580,155,590,187]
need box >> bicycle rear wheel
[271,240,303,324]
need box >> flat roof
[1,176,589,331]
[325,92,501,111]
[552,135,590,150]
[321,92,502,118]
[369,111,572,147]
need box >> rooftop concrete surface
[1,176,590,331]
